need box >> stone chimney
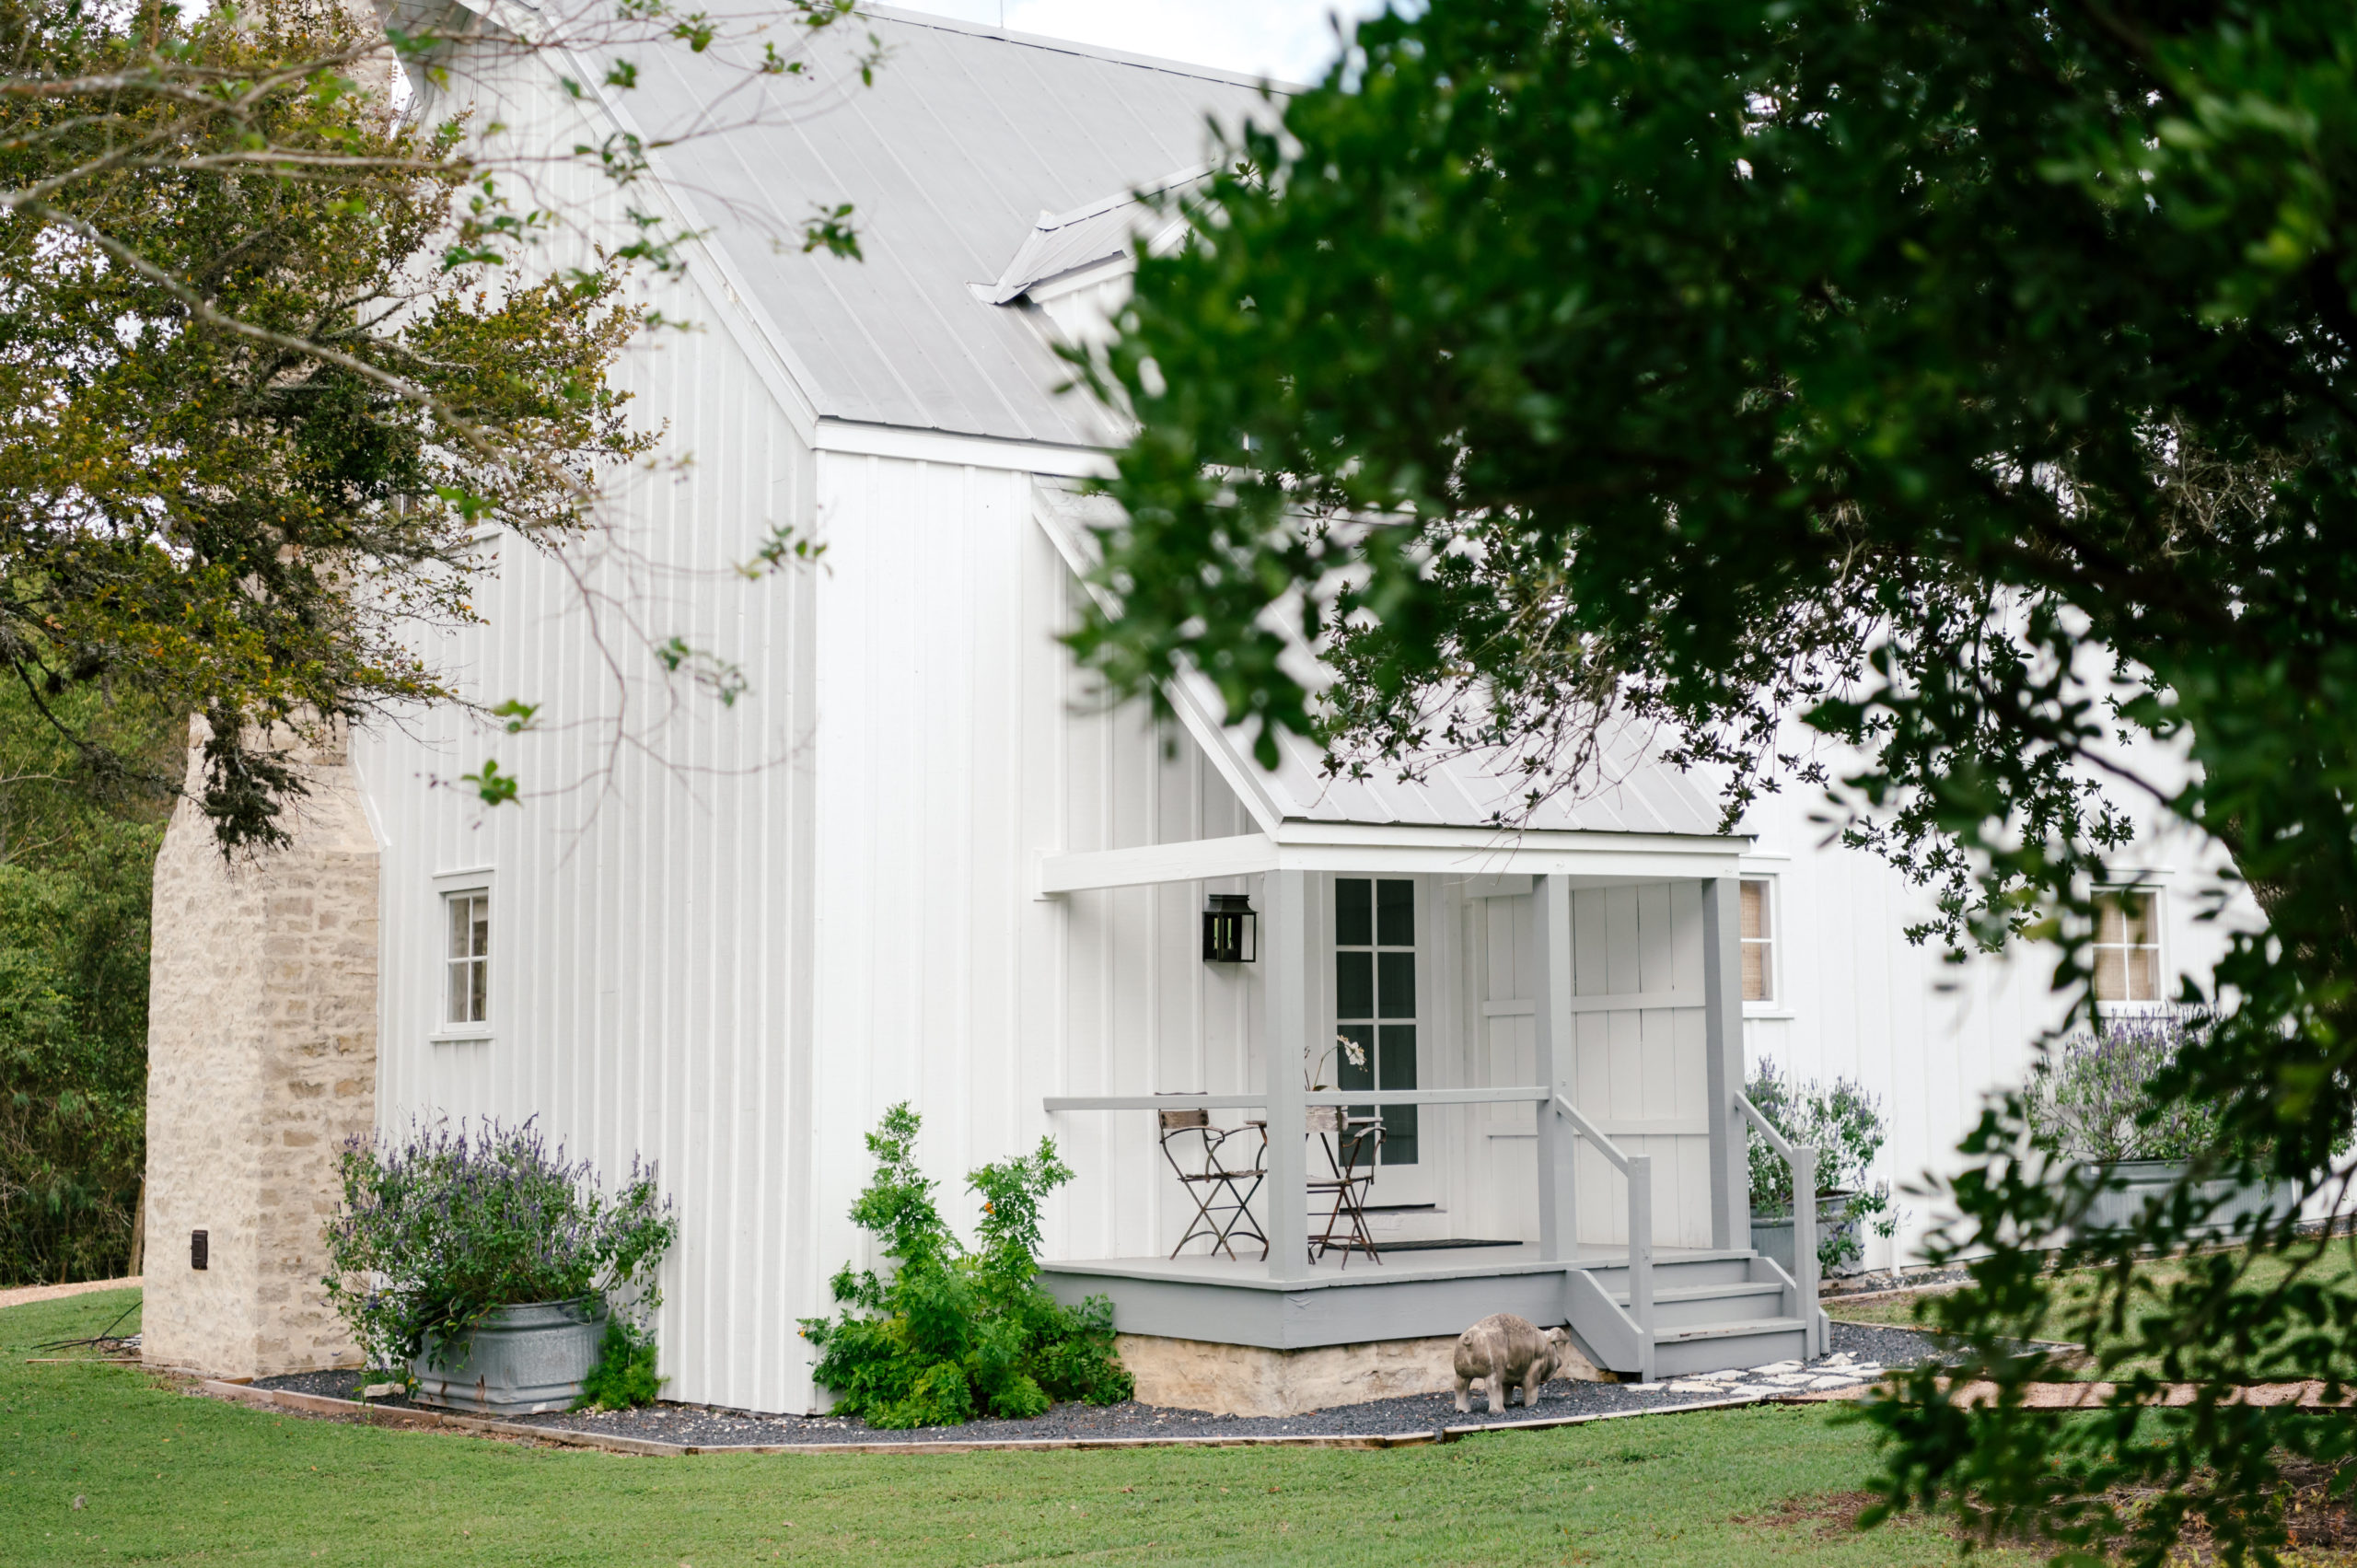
[141,718,379,1378]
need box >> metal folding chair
[1158,1106,1269,1260]
[1307,1107,1385,1267]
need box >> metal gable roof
[622,7,1276,445]
[1029,492,1729,841]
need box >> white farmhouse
[141,6,2254,1416]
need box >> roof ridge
[857,6,1309,95]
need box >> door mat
[1377,1237,1523,1251]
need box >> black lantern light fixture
[1202,893,1258,963]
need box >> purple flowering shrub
[321,1118,676,1372]
[1746,1057,1898,1272]
[2029,1008,2225,1162]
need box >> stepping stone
[1666,1381,1731,1394]
[1764,1373,1816,1386]
[1749,1361,1804,1375]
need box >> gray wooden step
[1651,1317,1810,1379]
[1608,1279,1786,1329]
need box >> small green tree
[799,1105,1132,1429]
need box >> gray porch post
[1262,868,1311,1280]
[1701,876,1747,1250]
[1532,875,1578,1261]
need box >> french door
[1329,876,1438,1209]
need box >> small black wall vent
[191,1229,208,1271]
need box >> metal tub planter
[412,1298,609,1414]
[2076,1159,2300,1240]
[1752,1192,1867,1277]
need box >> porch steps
[1567,1251,1824,1380]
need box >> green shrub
[799,1104,1132,1429]
[578,1318,664,1411]
[1746,1057,1899,1272]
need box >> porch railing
[1736,1091,1822,1357]
[1553,1094,1654,1379]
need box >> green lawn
[1,1289,2012,1567]
[1829,1240,2357,1379]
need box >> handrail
[1043,1086,1550,1112]
[1557,1094,1653,1380]
[1554,1094,1632,1172]
[1736,1092,1822,1356]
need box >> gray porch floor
[1041,1244,1741,1293]
[1037,1245,1757,1353]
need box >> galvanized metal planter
[412,1298,608,1414]
[2076,1159,2299,1239]
[1751,1192,1866,1277]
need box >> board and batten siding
[357,272,822,1413]
[807,451,1267,1291]
[1736,782,2262,1268]
[1468,884,1717,1250]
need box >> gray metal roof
[985,165,1203,305]
[1239,704,1728,836]
[624,6,1275,445]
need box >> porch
[1036,826,1832,1383]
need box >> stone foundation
[1116,1330,1608,1418]
[142,719,379,1379]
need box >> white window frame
[431,866,494,1042]
[1736,865,1791,1018]
[2091,882,2167,1013]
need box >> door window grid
[2093,889,2160,1003]
[445,890,490,1026]
[1334,877,1417,1165]
[1740,879,1774,1003]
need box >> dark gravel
[252,1320,1949,1448]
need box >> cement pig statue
[1453,1313,1573,1414]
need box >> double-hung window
[2092,889,2161,1004]
[443,889,491,1029]
[1740,878,1775,1003]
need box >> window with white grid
[445,889,490,1027]
[1740,878,1775,1003]
[2092,889,2161,1003]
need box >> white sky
[898,1,1399,86]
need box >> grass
[1829,1238,2357,1380]
[0,1288,2022,1567]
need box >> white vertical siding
[1737,786,2259,1268]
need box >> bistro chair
[1306,1106,1385,1267]
[1158,1106,1269,1260]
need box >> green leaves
[1071,0,2357,1553]
[0,3,656,851]
[800,1105,1131,1429]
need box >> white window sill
[430,1027,494,1045]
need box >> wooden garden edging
[194,1378,1801,1457]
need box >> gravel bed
[252,1320,1949,1448]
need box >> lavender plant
[1746,1057,1898,1272]
[321,1119,676,1375]
[2027,1009,2226,1163]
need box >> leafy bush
[578,1318,664,1411]
[322,1119,676,1375]
[1746,1057,1898,1272]
[2027,1008,2229,1162]
[799,1104,1132,1429]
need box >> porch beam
[1044,1086,1550,1112]
[1037,829,1749,895]
[1262,868,1312,1282]
[1701,875,1747,1250]
[1532,874,1579,1263]
[1037,833,1276,896]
